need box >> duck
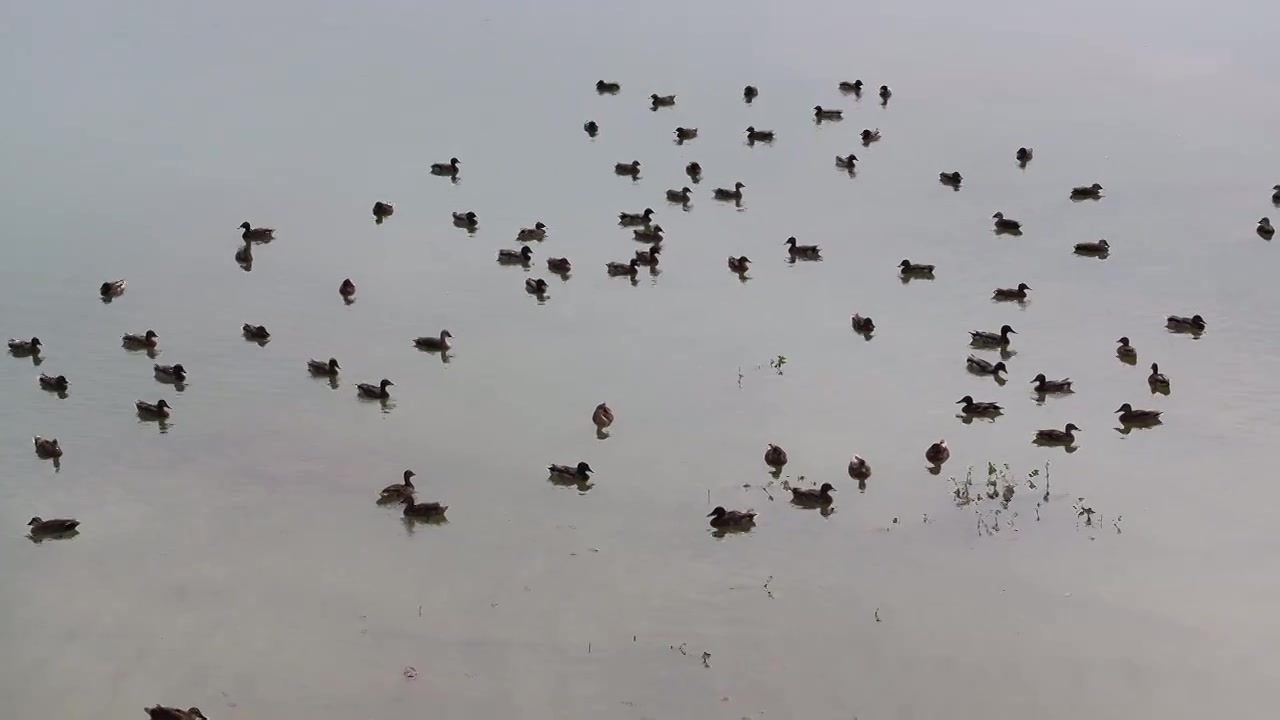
[966,356,1007,376]
[517,222,548,241]
[430,157,460,177]
[614,160,641,177]
[970,324,1017,347]
[546,257,572,274]
[633,224,664,242]
[665,187,692,204]
[372,201,395,224]
[38,374,69,392]
[957,395,1003,416]
[814,106,843,120]
[1115,403,1162,423]
[1070,183,1104,199]
[33,436,62,458]
[1166,314,1206,332]
[1148,362,1170,389]
[791,482,836,505]
[634,245,662,266]
[583,120,599,136]
[784,237,821,258]
[851,314,875,333]
[592,403,614,431]
[401,496,448,519]
[239,222,275,241]
[839,80,863,94]
[1016,147,1033,164]
[596,80,621,93]
[413,330,453,352]
[939,171,962,187]
[1259,217,1275,239]
[1273,185,1280,204]
[848,455,871,480]
[526,278,550,295]
[1116,336,1138,359]
[145,706,206,720]
[727,256,752,274]
[743,85,758,102]
[28,516,80,537]
[380,470,416,501]
[650,93,676,107]
[764,443,788,469]
[745,126,774,142]
[686,162,703,182]
[1031,374,1073,393]
[356,379,394,399]
[992,283,1031,301]
[1035,424,1080,445]
[713,182,745,201]
[606,257,641,277]
[122,330,159,348]
[242,324,270,341]
[339,278,356,299]
[1074,238,1110,255]
[498,245,534,264]
[835,154,859,170]
[925,439,950,465]
[674,127,698,141]
[707,506,757,529]
[898,259,935,277]
[452,211,478,228]
[234,241,252,264]
[878,85,892,102]
[136,399,172,418]
[100,279,126,298]
[860,128,881,145]
[8,337,42,355]
[548,461,593,482]
[618,208,654,226]
[307,357,341,376]
[992,212,1022,232]
[154,363,187,383]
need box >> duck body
[939,171,962,186]
[926,440,950,464]
[728,256,751,274]
[548,462,593,482]
[595,80,621,93]
[848,455,871,480]
[1259,217,1275,238]
[851,314,875,333]
[665,187,692,204]
[970,324,1017,347]
[356,379,394,399]
[372,201,394,223]
[686,162,702,181]
[452,211,478,227]
[242,324,270,341]
[154,363,187,383]
[239,222,275,241]
[592,403,614,430]
[634,245,662,266]
[526,278,550,295]
[713,183,745,201]
[123,330,159,348]
[380,470,416,501]
[430,157,460,176]
[1116,337,1138,359]
[899,259,934,277]
[307,357,341,376]
[791,482,836,505]
[1116,403,1162,423]
[1035,424,1080,444]
[632,224,664,243]
[860,128,881,145]
[618,208,654,226]
[413,330,453,351]
[1074,239,1110,255]
[992,212,1022,232]
[339,278,356,299]
[878,85,892,101]
[1148,363,1170,389]
[992,283,1031,301]
[614,161,641,177]
[606,258,641,277]
[815,106,843,120]
[583,120,599,136]
[1166,314,1206,332]
[744,127,774,143]
[966,355,1007,376]
[546,258,571,274]
[100,279,126,298]
[957,395,1003,416]
[674,127,698,141]
[707,506,756,529]
[650,93,676,107]
[839,80,863,93]
[1272,185,1280,204]
[136,399,172,418]
[743,85,758,101]
[498,246,534,264]
[402,496,448,518]
[784,237,821,258]
[1031,374,1073,393]
[8,337,42,355]
[1070,183,1104,199]
[28,516,80,536]
[38,373,69,391]
[516,222,547,242]
[1016,147,1033,164]
[835,154,859,170]
[33,436,62,458]
[145,706,206,720]
[234,242,252,264]
[764,443,788,469]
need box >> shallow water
[4,0,1280,717]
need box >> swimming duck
[650,93,676,107]
[498,246,534,264]
[1035,424,1080,444]
[966,356,1007,376]
[686,162,702,182]
[401,496,448,519]
[380,470,416,501]
[1259,217,1275,239]
[136,399,172,418]
[414,330,453,352]
[633,224,664,242]
[583,120,599,136]
[992,212,1022,232]
[145,706,206,720]
[925,439,950,465]
[38,374,69,392]
[596,80,621,93]
[618,208,654,226]
[1166,314,1206,332]
[307,357,340,376]
[839,80,863,94]
[548,462,593,482]
[546,257,572,274]
[430,157,460,177]
[1074,239,1110,255]
[743,85,758,102]
[835,154,859,170]
[815,106,843,120]
[728,256,751,274]
[606,257,641,277]
[242,324,270,341]
[713,182,745,201]
[848,455,871,480]
[665,187,692,204]
[517,222,548,241]
[851,314,875,333]
[100,279,126,298]
[452,211,478,227]
[154,363,187,383]
[957,395,1003,416]
[860,128,881,145]
[339,278,356,299]
[970,324,1016,347]
[1273,185,1280,204]
[791,482,836,505]
[593,403,614,431]
[1148,362,1170,389]
[745,126,774,142]
[674,127,698,141]
[1031,374,1073,393]
[898,259,935,277]
[1016,147,1033,164]
[526,278,550,295]
[239,222,275,241]
[784,237,821,258]
[992,283,1031,301]
[634,245,662,266]
[33,436,62,458]
[614,160,641,176]
[878,85,892,102]
[1070,183,1104,199]
[122,330,159,348]
[939,171,962,187]
[1115,403,1162,423]
[28,516,80,537]
[8,337,42,355]
[707,506,757,529]
[1116,337,1137,359]
[234,241,252,264]
[356,379,394,399]
[764,443,788,469]
[372,201,394,224]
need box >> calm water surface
[4,1,1280,717]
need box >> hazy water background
[4,0,1280,717]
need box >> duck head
[707,506,727,518]
[898,259,912,268]
[1031,373,1047,383]
[239,222,252,230]
[1116,336,1130,345]
[576,461,594,475]
[992,362,1008,374]
[784,237,798,247]
[145,330,158,340]
[992,212,1006,220]
[1064,423,1081,433]
[171,364,186,374]
[328,358,341,370]
[1150,362,1160,373]
[27,517,44,526]
[1115,403,1134,413]
[819,482,836,493]
[956,395,975,405]
[1000,324,1017,336]
[519,245,533,259]
[156,399,171,409]
[1017,283,1031,291]
[380,379,395,389]
[403,470,416,485]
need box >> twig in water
[762,576,774,599]
[701,651,711,668]
[874,608,881,622]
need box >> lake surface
[4,1,1280,717]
